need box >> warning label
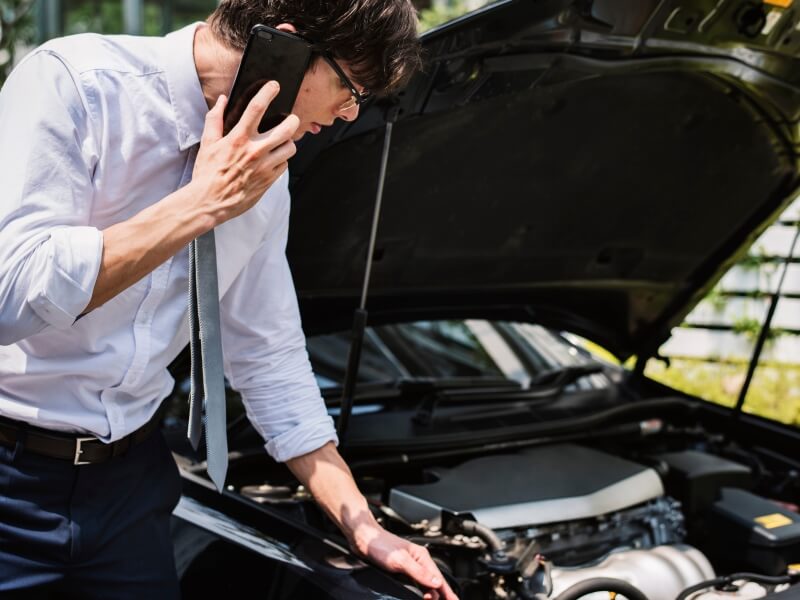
[754,513,794,529]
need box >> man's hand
[84,81,297,313]
[286,442,459,600]
[190,81,299,227]
[351,522,458,600]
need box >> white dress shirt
[0,24,338,463]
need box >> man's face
[290,56,365,140]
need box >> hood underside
[287,0,800,360]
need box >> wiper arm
[413,362,606,426]
[528,362,605,389]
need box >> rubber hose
[676,572,793,600]
[458,520,505,555]
[554,577,648,600]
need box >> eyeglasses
[318,52,370,111]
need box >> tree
[0,0,36,87]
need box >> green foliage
[418,0,499,33]
[738,244,768,270]
[731,315,764,343]
[61,1,167,36]
[418,0,468,32]
[0,0,36,87]
[705,285,728,313]
[730,311,784,345]
[64,0,124,35]
[646,357,800,427]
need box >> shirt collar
[163,23,209,151]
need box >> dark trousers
[0,428,182,599]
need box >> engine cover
[389,444,663,529]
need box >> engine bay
[230,413,800,600]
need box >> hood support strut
[336,106,398,447]
[731,222,800,421]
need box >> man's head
[208,0,421,139]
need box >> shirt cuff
[26,226,103,329]
[264,415,339,463]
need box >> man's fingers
[439,577,459,600]
[201,95,226,146]
[400,549,453,600]
[260,113,300,146]
[398,551,434,586]
[234,81,280,135]
[269,139,297,165]
[409,545,458,600]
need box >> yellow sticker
[764,0,792,7]
[755,513,794,529]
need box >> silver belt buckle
[73,436,95,465]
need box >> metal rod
[338,108,397,445]
[733,224,800,418]
[123,0,143,35]
[359,119,394,309]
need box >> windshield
[307,320,612,391]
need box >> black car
[166,1,800,598]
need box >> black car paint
[287,0,800,362]
[170,1,800,597]
[172,471,420,599]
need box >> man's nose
[337,103,360,122]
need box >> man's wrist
[341,501,382,555]
[170,181,219,235]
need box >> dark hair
[208,0,421,95]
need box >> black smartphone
[222,25,313,135]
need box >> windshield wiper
[413,362,606,426]
[325,363,607,426]
[528,362,605,388]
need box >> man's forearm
[286,441,380,552]
[85,86,298,314]
[84,184,214,312]
[286,441,458,599]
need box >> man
[0,0,457,598]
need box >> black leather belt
[0,413,162,465]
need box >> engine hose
[554,577,648,600]
[457,520,506,556]
[676,572,794,600]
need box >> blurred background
[0,0,494,86]
[1,0,798,427]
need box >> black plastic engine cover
[655,450,753,515]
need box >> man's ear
[275,23,297,34]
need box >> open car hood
[286,0,800,361]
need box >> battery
[709,487,800,575]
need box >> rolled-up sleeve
[0,50,101,345]
[219,194,337,463]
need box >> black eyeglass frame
[315,50,371,108]
[285,30,371,108]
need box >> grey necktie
[187,229,228,492]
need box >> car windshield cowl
[321,375,523,403]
